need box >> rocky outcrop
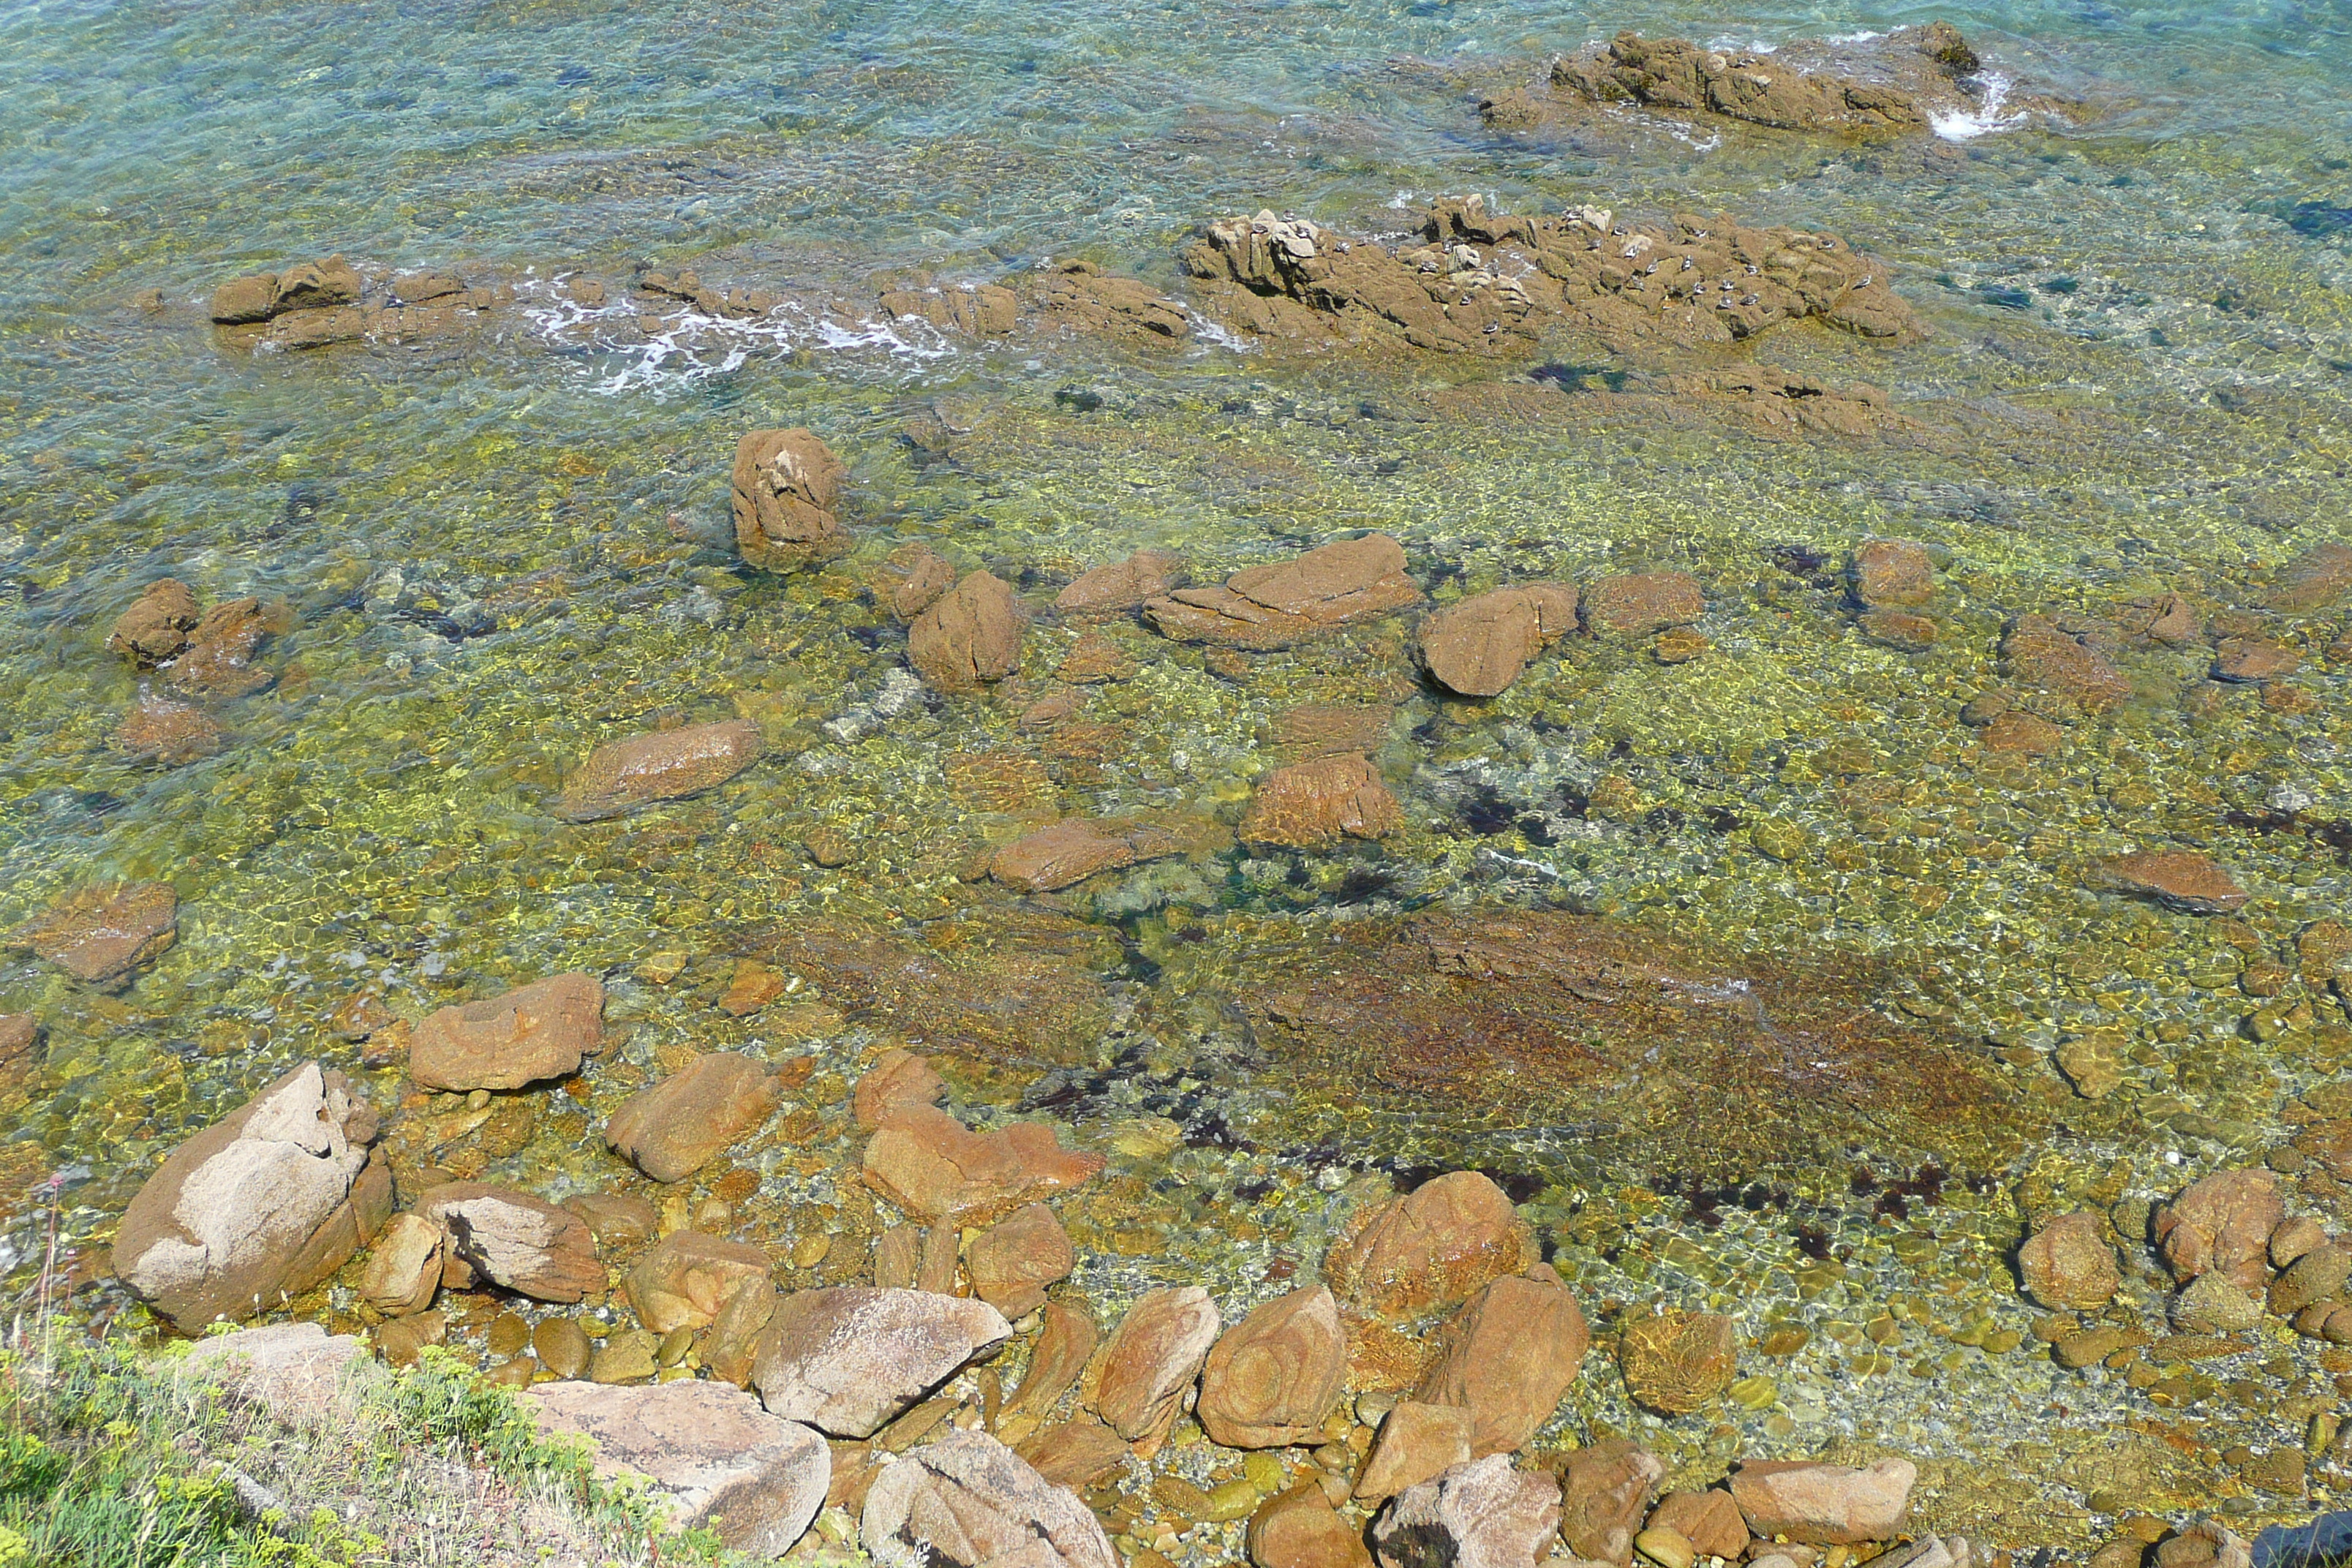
[853,1048,947,1131]
[1325,1172,1537,1321]
[1196,1284,1347,1448]
[991,818,1183,893]
[1556,34,1927,132]
[211,256,359,323]
[1184,198,1919,356]
[108,580,202,664]
[732,429,851,571]
[1728,1457,1915,1545]
[2017,1210,2120,1310]
[415,1183,603,1302]
[113,1063,389,1331]
[165,598,286,698]
[1371,1455,1561,1568]
[1094,1285,1221,1442]
[526,1380,830,1558]
[911,571,1028,693]
[1415,585,1579,697]
[1057,550,1186,615]
[1413,1267,1588,1454]
[7,880,178,989]
[1239,754,1403,850]
[2092,850,2248,915]
[862,1430,1118,1568]
[408,973,604,1091]
[604,1052,781,1182]
[625,1231,775,1334]
[965,1203,1077,1317]
[554,719,766,822]
[1583,572,1704,638]
[878,275,1019,338]
[2156,1169,2283,1293]
[1146,535,1420,649]
[210,256,507,347]
[116,693,226,766]
[877,543,958,620]
[1034,261,1192,342]
[862,1101,1104,1224]
[753,1286,1010,1438]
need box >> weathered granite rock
[2173,1273,2262,1334]
[1852,540,1936,606]
[991,818,1181,893]
[626,1231,775,1334]
[862,1102,1105,1225]
[1583,572,1704,638]
[855,1048,948,1130]
[733,429,850,571]
[878,543,958,620]
[527,1379,829,1558]
[2093,850,2248,915]
[1146,535,1422,649]
[910,571,1028,693]
[1356,1401,1474,1503]
[2271,1243,2352,1316]
[1057,550,1186,615]
[753,1286,1009,1438]
[2018,1210,2120,1310]
[1415,584,1580,697]
[965,1203,1076,1318]
[1558,1439,1664,1565]
[164,598,283,698]
[1250,1485,1372,1568]
[113,1062,388,1330]
[1094,1285,1221,1442]
[604,1052,780,1182]
[1414,1267,1588,1454]
[270,256,361,314]
[1240,753,1403,850]
[1728,1457,1916,1545]
[415,1183,603,1302]
[1371,1455,1561,1568]
[1034,260,1191,341]
[555,719,766,822]
[1556,34,1927,132]
[1616,1308,1735,1415]
[108,579,202,663]
[1197,1284,1346,1449]
[880,275,1019,337]
[178,1322,368,1425]
[7,880,178,989]
[408,973,604,1091]
[1325,1172,1537,1321]
[360,1211,445,1317]
[2000,614,2130,714]
[116,693,226,766]
[862,1429,1117,1568]
[700,1278,777,1387]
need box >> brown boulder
[2155,1169,2284,1292]
[2000,614,2130,713]
[1560,34,1927,133]
[965,1203,1075,1317]
[1197,1284,1347,1448]
[2215,637,2302,683]
[1371,1455,1560,1568]
[269,256,361,314]
[1057,549,1186,615]
[1581,572,1703,638]
[2271,543,2352,613]
[910,571,1028,693]
[862,1102,1104,1225]
[1980,709,2062,756]
[563,1191,658,1247]
[116,693,225,766]
[1003,1298,1098,1421]
[753,1286,1010,1438]
[1324,1171,1537,1320]
[164,598,282,698]
[209,274,279,325]
[1145,535,1421,649]
[1414,1267,1588,1453]
[108,579,201,663]
[1355,1401,1474,1502]
[1250,1485,1372,1568]
[1727,1457,1915,1545]
[7,880,177,990]
[878,543,957,619]
[1016,1419,1131,1490]
[1615,1308,1735,1414]
[1035,260,1192,341]
[2095,850,2248,915]
[1558,1439,1664,1565]
[360,1211,445,1317]
[732,429,850,571]
[2270,1243,2352,1317]
[1646,1490,1746,1558]
[861,1429,1117,1568]
[1416,584,1579,697]
[853,1047,945,1131]
[626,1230,774,1333]
[555,719,765,822]
[2017,1210,2119,1310]
[415,1183,603,1302]
[1240,753,1403,850]
[1093,1285,1221,1441]
[700,1278,777,1386]
[1850,540,1936,607]
[604,1052,780,1182]
[409,972,604,1091]
[990,818,1180,893]
[113,1062,388,1330]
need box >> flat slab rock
[555,719,765,822]
[1146,535,1421,649]
[2092,849,2248,914]
[604,1051,781,1183]
[990,818,1181,893]
[1727,1457,1916,1545]
[862,1101,1105,1224]
[1416,584,1578,697]
[177,1322,369,1425]
[527,1380,829,1558]
[753,1286,1010,1438]
[1240,753,1403,850]
[862,1429,1118,1568]
[7,880,178,989]
[409,972,605,1092]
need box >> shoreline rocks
[408,972,605,1092]
[862,1430,1118,1568]
[732,429,851,572]
[753,1286,1011,1437]
[554,719,766,822]
[1146,535,1420,649]
[1240,753,1403,851]
[603,1052,781,1182]
[416,1183,603,1302]
[1196,1284,1346,1449]
[1325,1172,1537,1320]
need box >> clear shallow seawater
[5,0,2352,1539]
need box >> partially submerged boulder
[1413,1267,1588,1454]
[1582,572,1704,639]
[1056,549,1185,615]
[554,719,765,822]
[1727,1457,1916,1545]
[108,580,202,664]
[604,1052,780,1182]
[2155,1169,2283,1293]
[7,880,178,990]
[415,1183,603,1302]
[360,1211,446,1317]
[862,1429,1117,1568]
[1558,34,1927,132]
[2092,849,2248,915]
[1239,753,1403,850]
[407,972,604,1091]
[2017,1210,2120,1311]
[910,571,1028,693]
[991,818,1181,893]
[1093,1285,1221,1442]
[965,1203,1077,1318]
[1147,535,1421,649]
[1196,1284,1346,1448]
[1416,584,1579,697]
[1324,1171,1537,1321]
[113,1063,390,1331]
[753,1286,1010,1438]
[732,429,850,571]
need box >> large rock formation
[731,429,850,571]
[1146,535,1421,649]
[753,1286,1010,1438]
[415,1183,603,1302]
[113,1063,391,1331]
[1556,34,1927,131]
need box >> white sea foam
[1705,35,1776,53]
[1931,71,2025,141]
[1188,316,1257,353]
[518,278,951,395]
[1824,29,1885,43]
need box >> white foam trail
[1931,72,2024,141]
[1188,316,1257,353]
[1825,29,1885,42]
[1706,35,1776,53]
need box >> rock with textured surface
[2018,1210,2120,1310]
[1017,1419,1132,1490]
[1003,1300,1098,1422]
[178,1322,368,1425]
[605,1052,780,1183]
[408,973,604,1092]
[555,720,765,822]
[1728,1457,1915,1545]
[2270,1243,2352,1317]
[360,1211,445,1317]
[2094,850,2248,915]
[117,693,226,765]
[1850,540,1936,607]
[1058,550,1186,615]
[209,274,280,325]
[626,1231,775,1334]
[966,1204,1076,1318]
[564,1191,657,1247]
[108,580,202,663]
[1240,753,1403,850]
[1371,1455,1561,1568]
[1616,1308,1735,1415]
[1094,1285,1221,1442]
[1582,573,1704,638]
[1325,1172,1537,1321]
[1146,535,1421,649]
[699,1278,776,1387]
[1251,1485,1372,1568]
[1198,1284,1347,1448]
[878,544,957,620]
[753,1286,1009,1438]
[1646,1490,1747,1559]
[1558,1439,1663,1565]
[862,1429,1117,1568]
[1416,585,1580,697]
[2000,614,2130,714]
[854,1048,946,1131]
[415,1183,602,1303]
[527,1379,829,1558]
[269,256,361,314]
[2156,1169,2283,1292]
[2155,1520,2254,1568]
[991,818,1181,893]
[862,1103,1104,1225]
[733,429,850,571]
[113,1062,388,1330]
[911,572,1027,693]
[1414,1267,1588,1454]
[163,598,283,698]
[7,880,178,990]
[1356,1402,1474,1503]
[2173,1273,2262,1334]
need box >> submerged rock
[1557,1439,1664,1566]
[107,579,202,664]
[113,1062,389,1331]
[1240,753,1403,850]
[1325,1172,1537,1321]
[2000,614,2130,715]
[1727,1457,1915,1545]
[862,1429,1117,1568]
[1371,1455,1560,1568]
[2156,1169,2283,1292]
[863,1101,1105,1224]
[2017,1210,2121,1310]
[554,718,766,822]
[116,692,226,766]
[1146,535,1422,649]
[910,570,1028,693]
[1556,33,1926,132]
[604,1052,780,1182]
[1196,1284,1347,1449]
[877,543,958,620]
[1057,549,1186,615]
[731,428,850,572]
[625,1231,774,1334]
[753,1286,1010,1438]
[1851,539,1937,607]
[1616,1308,1735,1414]
[416,1183,603,1302]
[7,880,178,990]
[965,1203,1076,1318]
[164,598,285,699]
[991,818,1181,893]
[2269,543,2352,613]
[407,972,605,1092]
[1094,1285,1222,1442]
[1415,584,1579,697]
[2092,849,2249,914]
[1583,571,1704,638]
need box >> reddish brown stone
[625,1230,774,1333]
[1980,709,2062,756]
[107,579,200,664]
[1647,1490,1746,1558]
[717,960,788,1017]
[2270,543,2352,613]
[878,543,956,619]
[1016,1419,1131,1490]
[7,881,177,989]
[1851,540,1936,607]
[1240,753,1403,850]
[269,256,360,314]
[2215,638,2302,683]
[556,719,765,822]
[853,1048,946,1131]
[1056,631,1137,684]
[990,819,1180,893]
[1354,1401,1472,1503]
[1324,1171,1537,1321]
[1615,1308,1735,1415]
[2095,849,2248,915]
[2018,1210,2120,1310]
[1093,1286,1221,1442]
[1196,1284,1347,1448]
[1414,1267,1588,1454]
[1056,549,1185,615]
[965,1203,1075,1318]
[1860,608,1937,650]
[408,972,604,1092]
[1558,1439,1663,1566]
[1727,1458,1915,1546]
[209,274,279,325]
[415,1182,602,1303]
[165,598,282,698]
[911,571,1027,693]
[604,1052,781,1183]
[2156,1168,2283,1292]
[1002,1299,1098,1422]
[1248,1485,1371,1568]
[1581,572,1703,638]
[2000,614,2130,713]
[1415,584,1579,697]
[1145,535,1420,649]
[732,429,849,571]
[862,1102,1104,1224]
